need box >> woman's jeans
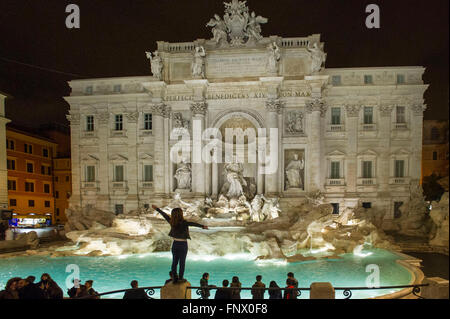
[171,241,188,279]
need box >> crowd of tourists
[1,271,300,299]
[198,272,300,299]
[0,273,99,299]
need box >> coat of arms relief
[207,0,268,47]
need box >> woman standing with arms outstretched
[152,205,208,282]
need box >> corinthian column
[265,98,282,195]
[190,100,207,197]
[410,103,427,180]
[151,103,167,196]
[306,98,327,191]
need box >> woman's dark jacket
[156,208,203,239]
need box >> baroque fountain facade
[55,0,447,260]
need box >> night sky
[0,0,448,128]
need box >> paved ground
[406,252,449,280]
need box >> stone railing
[81,181,99,190]
[328,124,345,132]
[362,124,377,131]
[389,177,410,185]
[82,130,97,138]
[280,37,310,48]
[357,178,377,185]
[394,123,408,130]
[110,129,127,137]
[140,181,154,188]
[326,179,345,186]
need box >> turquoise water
[0,248,412,299]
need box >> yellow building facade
[6,126,57,225]
[422,120,449,182]
[53,158,71,223]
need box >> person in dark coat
[268,281,282,299]
[123,280,150,299]
[0,277,21,299]
[67,279,81,298]
[18,276,45,299]
[200,273,216,299]
[230,276,242,299]
[251,275,266,299]
[152,205,208,281]
[214,280,232,299]
[283,279,297,299]
[84,280,99,299]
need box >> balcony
[82,130,97,138]
[81,181,99,195]
[362,124,376,131]
[110,181,129,195]
[389,177,410,185]
[357,178,377,185]
[82,181,99,189]
[110,130,127,137]
[140,181,154,188]
[140,130,153,137]
[394,123,408,130]
[326,179,345,186]
[328,124,344,132]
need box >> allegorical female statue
[307,42,326,74]
[145,50,163,80]
[191,46,206,78]
[266,42,281,74]
[223,156,247,198]
[285,153,304,190]
[174,158,192,190]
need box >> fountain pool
[0,248,414,299]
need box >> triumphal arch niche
[66,0,427,219]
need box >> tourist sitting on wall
[251,275,266,299]
[123,280,150,299]
[268,281,282,299]
[18,276,44,299]
[283,279,297,299]
[0,277,21,299]
[84,280,100,299]
[214,280,232,299]
[200,273,216,299]
[67,279,81,298]
[230,276,242,299]
[152,205,208,282]
[72,284,87,298]
[36,273,52,298]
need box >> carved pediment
[326,150,346,158]
[358,149,378,157]
[390,148,410,157]
[80,154,99,162]
[109,154,128,162]
[139,153,154,161]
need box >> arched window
[431,127,440,140]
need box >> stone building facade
[65,1,428,219]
